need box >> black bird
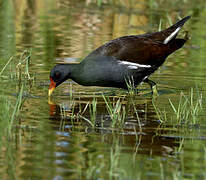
[49,16,190,96]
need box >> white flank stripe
[163,27,181,44]
[119,61,151,69]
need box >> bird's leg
[144,78,158,96]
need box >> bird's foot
[144,78,159,97]
[151,84,158,98]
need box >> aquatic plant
[89,97,97,126]
[0,50,34,89]
[16,50,34,88]
[0,50,33,138]
[132,100,143,132]
[153,88,203,126]
[102,95,126,128]
[109,142,126,179]
[0,82,26,139]
[125,76,138,95]
[169,88,202,125]
[0,57,13,77]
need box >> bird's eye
[55,72,61,79]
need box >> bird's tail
[162,16,191,44]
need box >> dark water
[0,0,206,179]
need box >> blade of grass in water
[9,85,24,135]
[155,88,202,125]
[102,94,125,128]
[158,18,162,31]
[0,57,13,77]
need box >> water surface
[0,0,206,179]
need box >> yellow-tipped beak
[48,87,55,96]
[48,77,56,96]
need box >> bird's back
[84,16,190,67]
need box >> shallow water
[0,0,206,179]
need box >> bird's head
[48,64,71,96]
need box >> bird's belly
[77,67,147,89]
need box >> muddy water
[0,0,206,179]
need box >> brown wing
[84,16,190,66]
[85,35,171,66]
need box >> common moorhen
[49,16,190,96]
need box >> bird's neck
[68,63,82,81]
